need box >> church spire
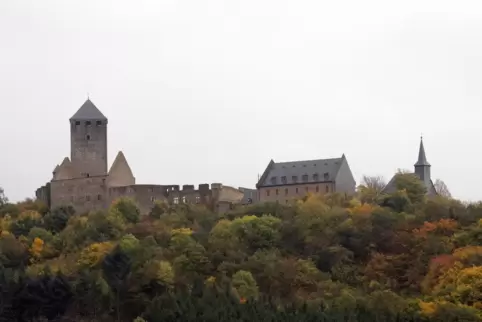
[414,136,430,167]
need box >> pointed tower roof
[54,157,75,180]
[414,137,430,167]
[108,151,135,187]
[70,99,107,121]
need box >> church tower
[414,137,431,187]
[70,99,108,178]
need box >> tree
[393,172,427,204]
[358,175,386,203]
[231,270,259,301]
[434,179,452,198]
[0,187,7,207]
[43,206,75,234]
[110,198,141,224]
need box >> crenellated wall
[107,183,242,215]
[35,100,248,216]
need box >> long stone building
[35,99,247,215]
[256,154,356,203]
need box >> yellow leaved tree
[29,237,44,262]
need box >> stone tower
[414,137,431,187]
[69,99,108,178]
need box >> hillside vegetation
[0,173,481,321]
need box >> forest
[0,173,481,321]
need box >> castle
[35,99,249,215]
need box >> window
[305,187,309,192]
[97,194,102,201]
[276,189,279,195]
[150,196,156,202]
[302,174,308,182]
[325,185,329,193]
[182,196,186,203]
[70,196,74,202]
[266,190,270,197]
[285,188,288,196]
[75,121,80,126]
[281,176,287,184]
[324,172,329,180]
[316,186,319,193]
[86,134,91,140]
[196,196,200,204]
[173,197,179,204]
[313,173,319,181]
[148,188,153,193]
[85,121,91,127]
[86,195,91,201]
[86,173,90,178]
[270,177,277,185]
[96,121,102,126]
[295,188,299,193]
[292,176,298,183]
[286,200,288,204]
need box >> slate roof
[414,138,430,166]
[70,99,107,121]
[257,156,344,188]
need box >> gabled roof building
[256,154,356,203]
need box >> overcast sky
[1,0,482,202]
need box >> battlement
[35,99,247,216]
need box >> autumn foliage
[0,182,481,321]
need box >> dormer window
[270,177,277,185]
[313,173,319,181]
[324,172,329,180]
[281,176,287,184]
[85,121,91,127]
[96,120,102,126]
[302,174,308,182]
[292,175,298,183]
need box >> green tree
[43,206,74,233]
[231,270,259,300]
[393,172,427,204]
[110,198,141,224]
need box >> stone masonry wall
[50,175,108,214]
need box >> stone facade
[35,99,245,215]
[256,154,356,203]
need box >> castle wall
[50,175,108,214]
[107,183,228,215]
[35,183,51,208]
[108,184,169,215]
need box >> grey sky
[1,0,482,202]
